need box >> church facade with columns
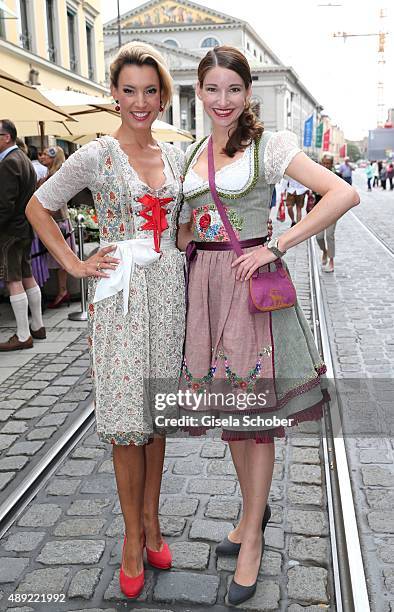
[103,0,322,147]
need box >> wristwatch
[267,237,286,258]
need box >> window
[201,37,219,48]
[67,8,78,72]
[20,0,31,50]
[246,42,250,51]
[86,21,95,80]
[46,0,56,62]
[260,53,262,62]
[0,9,5,39]
[163,38,179,47]
[253,49,257,57]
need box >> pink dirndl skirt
[181,246,328,444]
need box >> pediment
[105,0,239,30]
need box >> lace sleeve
[35,141,100,211]
[264,130,302,184]
[178,201,192,224]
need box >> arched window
[163,38,179,47]
[201,37,220,48]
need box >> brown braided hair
[197,46,263,157]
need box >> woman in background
[40,146,76,307]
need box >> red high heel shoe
[119,537,144,599]
[47,292,71,309]
[145,538,172,569]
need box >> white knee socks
[10,293,30,341]
[26,285,44,331]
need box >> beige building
[0,0,106,96]
[104,0,323,147]
[319,114,345,162]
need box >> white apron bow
[93,238,160,316]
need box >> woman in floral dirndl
[178,46,359,606]
[26,42,185,599]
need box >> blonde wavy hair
[110,41,173,109]
[45,146,65,177]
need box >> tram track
[349,210,394,259]
[308,236,371,612]
[0,403,95,539]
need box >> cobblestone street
[0,171,392,611]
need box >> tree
[346,143,361,162]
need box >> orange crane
[333,8,390,127]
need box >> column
[171,84,182,149]
[275,84,287,132]
[195,89,205,141]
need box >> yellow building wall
[0,0,105,87]
[2,0,18,44]
[0,49,107,96]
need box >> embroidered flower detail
[87,336,92,346]
[109,191,116,201]
[106,209,115,220]
[102,226,109,237]
[193,204,243,241]
[199,213,211,229]
[119,222,125,234]
[105,156,112,167]
[88,304,94,315]
[96,192,102,201]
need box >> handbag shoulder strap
[207,137,243,257]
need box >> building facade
[103,0,323,148]
[0,0,106,96]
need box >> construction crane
[333,8,390,127]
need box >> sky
[101,0,394,141]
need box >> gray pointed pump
[215,504,271,556]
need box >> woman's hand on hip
[70,245,120,279]
[231,246,277,281]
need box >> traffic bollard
[68,214,88,322]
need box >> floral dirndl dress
[35,136,186,446]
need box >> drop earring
[159,102,164,112]
[115,100,120,112]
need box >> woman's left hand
[231,246,277,281]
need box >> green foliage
[346,143,361,162]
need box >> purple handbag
[207,137,296,313]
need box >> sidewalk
[0,300,91,501]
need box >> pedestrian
[338,156,353,185]
[39,146,76,308]
[315,154,337,272]
[177,46,359,606]
[16,137,28,154]
[372,160,380,187]
[28,144,47,184]
[26,42,185,599]
[380,163,387,190]
[365,161,374,191]
[387,162,394,190]
[283,176,308,226]
[0,119,46,351]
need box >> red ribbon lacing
[137,194,173,253]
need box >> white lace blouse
[180,130,301,224]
